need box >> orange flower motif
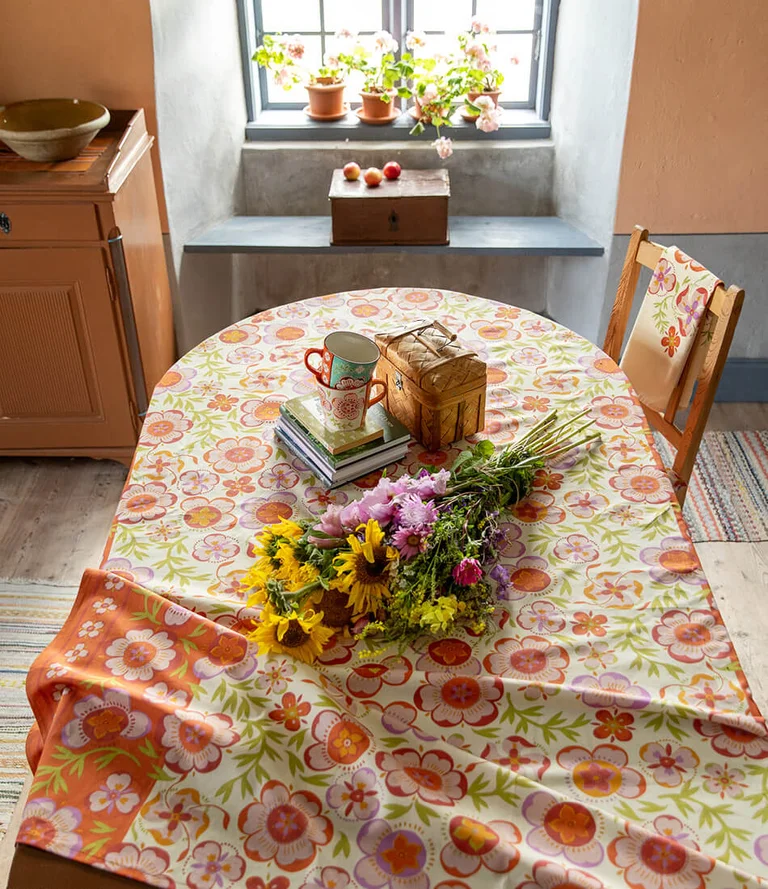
[532,469,564,491]
[268,692,311,732]
[572,612,608,637]
[522,395,550,412]
[381,833,424,875]
[661,325,681,357]
[208,393,239,411]
[594,709,634,742]
[547,803,594,845]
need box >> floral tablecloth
[22,290,768,889]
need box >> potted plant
[404,39,464,157]
[253,31,354,120]
[454,19,505,119]
[356,31,407,124]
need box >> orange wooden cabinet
[0,109,175,467]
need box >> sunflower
[308,583,356,629]
[252,518,304,561]
[242,564,270,605]
[249,603,334,664]
[334,519,397,617]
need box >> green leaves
[333,833,351,858]
[499,694,590,743]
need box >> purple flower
[452,557,483,587]
[489,562,510,593]
[396,494,438,528]
[340,501,365,530]
[392,526,429,559]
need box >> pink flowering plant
[243,411,596,661]
[253,31,361,88]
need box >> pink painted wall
[615,0,768,234]
[0,0,168,229]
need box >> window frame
[238,0,559,136]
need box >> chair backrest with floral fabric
[602,225,744,505]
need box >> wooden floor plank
[0,458,126,585]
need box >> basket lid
[375,320,486,395]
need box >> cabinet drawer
[0,202,101,243]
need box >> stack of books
[276,394,411,489]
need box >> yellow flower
[417,595,460,633]
[242,564,270,605]
[249,603,334,664]
[334,519,397,617]
[251,518,303,560]
[274,541,302,583]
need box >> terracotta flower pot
[465,89,501,117]
[359,90,397,123]
[306,78,347,120]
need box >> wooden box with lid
[329,168,449,245]
[375,320,486,450]
[0,109,174,466]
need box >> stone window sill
[245,108,550,142]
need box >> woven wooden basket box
[375,321,487,451]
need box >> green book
[281,394,381,454]
[280,396,411,468]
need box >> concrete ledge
[185,216,604,256]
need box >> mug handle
[367,378,387,407]
[304,348,324,381]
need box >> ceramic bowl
[0,98,110,162]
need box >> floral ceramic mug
[304,331,381,389]
[316,377,387,429]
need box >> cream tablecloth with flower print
[21,290,768,889]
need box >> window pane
[495,34,533,102]
[413,0,472,33]
[324,0,382,34]
[475,0,536,31]
[265,35,322,104]
[261,0,320,33]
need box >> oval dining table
[15,289,768,889]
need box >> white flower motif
[78,620,104,639]
[64,642,88,663]
[46,662,69,679]
[93,597,117,614]
[88,773,140,814]
[105,628,176,681]
[104,574,125,590]
[144,681,190,709]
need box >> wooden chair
[603,225,744,505]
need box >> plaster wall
[615,0,768,234]
[0,0,167,228]
[243,142,554,217]
[545,0,639,344]
[150,0,247,354]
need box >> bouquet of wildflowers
[243,411,596,663]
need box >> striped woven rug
[654,430,768,542]
[0,582,77,839]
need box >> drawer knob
[0,213,10,235]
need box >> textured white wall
[546,0,639,343]
[150,0,247,354]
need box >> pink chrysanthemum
[396,494,438,528]
[452,557,483,586]
[392,526,430,559]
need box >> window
[238,0,558,128]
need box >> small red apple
[364,167,383,188]
[343,161,361,181]
[383,161,401,180]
